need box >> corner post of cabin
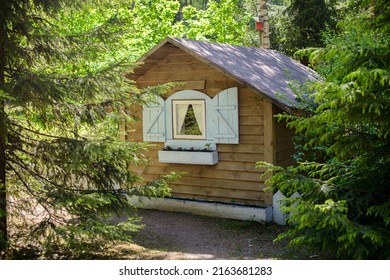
[257,0,270,49]
[263,102,276,205]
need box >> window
[172,100,206,140]
[143,87,239,148]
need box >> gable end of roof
[131,37,320,111]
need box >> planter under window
[158,149,218,165]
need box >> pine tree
[0,0,175,256]
[269,0,341,57]
[259,0,390,259]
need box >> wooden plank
[134,165,264,184]
[139,173,266,191]
[133,160,261,173]
[165,48,192,56]
[135,79,238,97]
[170,193,265,206]
[180,177,265,192]
[170,179,265,193]
[118,117,126,141]
[195,169,262,182]
[263,102,276,164]
[134,42,175,65]
[218,152,264,162]
[152,63,211,72]
[240,116,263,125]
[263,102,276,205]
[239,135,264,144]
[170,80,206,90]
[137,80,206,90]
[205,79,241,90]
[239,96,264,107]
[170,185,265,201]
[140,159,265,173]
[163,54,200,63]
[239,107,263,117]
[212,161,259,172]
[139,70,226,82]
[240,125,264,135]
[217,144,264,153]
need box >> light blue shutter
[211,87,239,144]
[143,95,165,142]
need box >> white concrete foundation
[272,190,301,225]
[130,196,272,223]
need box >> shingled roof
[132,37,320,109]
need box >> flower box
[158,150,218,165]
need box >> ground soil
[113,209,313,260]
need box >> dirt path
[115,209,302,260]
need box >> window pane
[179,104,202,135]
[173,100,205,139]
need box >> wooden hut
[127,37,318,222]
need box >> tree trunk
[0,106,7,250]
[257,0,270,49]
[0,16,8,249]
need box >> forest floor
[112,209,320,260]
[2,208,324,260]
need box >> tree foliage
[269,0,342,57]
[259,0,390,259]
[0,0,179,257]
[128,0,252,53]
[180,0,252,44]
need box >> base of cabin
[129,196,272,223]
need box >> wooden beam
[170,80,206,90]
[263,102,276,164]
[263,102,276,205]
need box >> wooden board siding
[262,102,276,205]
[128,44,270,206]
[274,106,295,167]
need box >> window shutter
[143,95,165,142]
[211,87,239,144]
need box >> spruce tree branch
[11,121,76,140]
[8,156,127,196]
[9,143,74,166]
[7,157,64,190]
[287,166,387,196]
[8,163,54,222]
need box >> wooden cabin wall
[128,44,272,206]
[274,106,295,167]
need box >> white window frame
[142,88,239,151]
[172,99,206,140]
